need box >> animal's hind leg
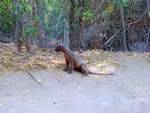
[80,65,89,76]
[63,67,69,72]
[64,59,69,72]
[82,72,88,76]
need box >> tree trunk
[68,0,75,49]
[120,6,128,51]
[146,0,150,47]
[63,15,70,49]
[61,0,70,48]
[34,0,45,38]
[147,0,150,18]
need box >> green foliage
[101,0,128,21]
[0,0,32,34]
[114,0,128,7]
[0,0,14,33]
[43,0,66,39]
[23,26,38,39]
[101,3,113,19]
[82,10,94,22]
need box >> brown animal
[55,45,114,76]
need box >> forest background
[0,0,149,52]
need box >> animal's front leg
[68,66,73,74]
[68,59,74,74]
[64,59,69,72]
[81,65,89,76]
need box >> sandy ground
[0,53,150,113]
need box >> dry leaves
[0,42,119,74]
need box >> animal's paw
[82,73,88,76]
[68,70,72,74]
[63,67,69,72]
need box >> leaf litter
[1,42,148,75]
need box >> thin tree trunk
[63,16,70,49]
[62,0,70,48]
[120,6,128,51]
[147,0,150,17]
[146,0,150,47]
[80,20,85,50]
[69,0,75,49]
[146,27,150,47]
[34,0,45,39]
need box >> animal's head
[55,45,65,52]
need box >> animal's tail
[88,70,114,75]
[87,64,115,75]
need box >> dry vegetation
[0,42,150,74]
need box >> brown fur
[55,45,113,76]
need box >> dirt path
[0,54,150,113]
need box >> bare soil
[0,42,150,113]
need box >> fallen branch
[127,10,147,29]
[25,70,42,86]
[104,29,121,46]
